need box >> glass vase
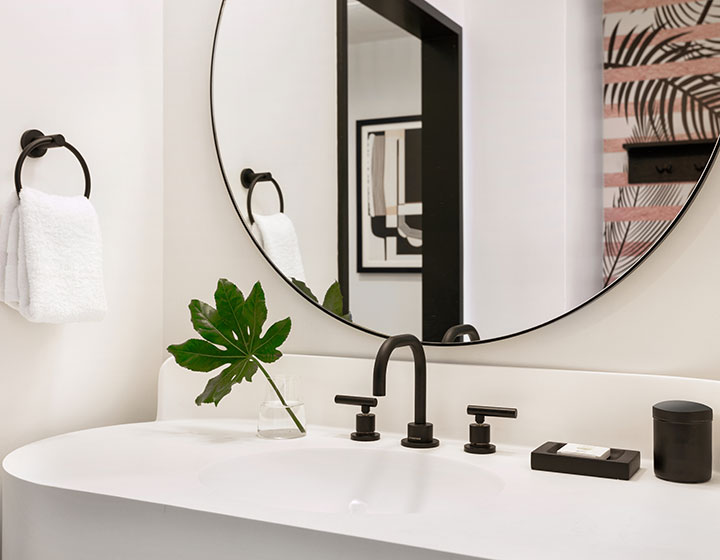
[257,373,306,439]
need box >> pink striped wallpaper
[602,0,720,285]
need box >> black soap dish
[531,442,641,480]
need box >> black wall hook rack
[241,168,284,225]
[623,139,713,184]
[14,129,91,198]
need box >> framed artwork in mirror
[357,116,422,273]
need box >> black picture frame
[340,0,464,340]
[356,115,423,274]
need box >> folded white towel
[3,207,20,309]
[1,188,107,323]
[0,194,19,301]
[251,213,306,282]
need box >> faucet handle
[335,394,378,413]
[465,405,517,454]
[467,405,518,423]
[334,395,380,441]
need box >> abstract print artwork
[603,0,720,286]
[357,116,422,272]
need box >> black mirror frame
[209,0,718,347]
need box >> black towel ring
[14,129,91,198]
[241,168,284,225]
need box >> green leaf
[255,317,291,363]
[189,299,235,348]
[195,359,258,406]
[292,278,351,321]
[214,278,247,345]
[167,279,292,407]
[321,281,344,316]
[241,282,268,346]
[167,339,235,372]
[290,278,319,303]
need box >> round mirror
[211,0,718,344]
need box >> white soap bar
[557,443,611,460]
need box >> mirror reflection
[212,0,717,343]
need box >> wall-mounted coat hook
[623,139,713,184]
[14,129,91,198]
[240,168,284,225]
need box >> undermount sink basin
[198,447,504,515]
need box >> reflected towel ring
[241,168,284,225]
[14,129,91,198]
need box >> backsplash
[157,353,720,470]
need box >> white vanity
[3,0,720,557]
[4,355,720,559]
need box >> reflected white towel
[2,188,107,323]
[251,213,306,282]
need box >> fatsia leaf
[166,339,235,372]
[322,281,344,317]
[214,278,247,345]
[195,359,258,406]
[167,279,291,406]
[255,317,291,363]
[292,278,351,321]
[241,282,268,346]
[189,299,235,348]
[291,278,319,303]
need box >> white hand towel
[3,207,20,308]
[0,194,19,301]
[251,213,306,282]
[3,188,107,323]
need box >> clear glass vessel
[257,374,306,439]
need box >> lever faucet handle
[335,395,378,414]
[467,405,518,423]
[334,395,380,441]
[465,405,517,455]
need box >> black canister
[653,400,713,483]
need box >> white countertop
[3,418,719,559]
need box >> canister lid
[653,400,713,423]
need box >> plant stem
[255,361,306,434]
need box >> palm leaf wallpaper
[603,0,720,286]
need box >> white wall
[564,0,604,311]
[463,0,603,339]
[164,0,720,383]
[0,0,164,547]
[348,36,422,335]
[212,0,337,297]
[426,0,464,23]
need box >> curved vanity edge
[0,420,510,560]
[2,419,720,560]
[1,467,479,560]
[1,420,165,483]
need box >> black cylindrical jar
[653,400,713,483]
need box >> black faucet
[373,334,439,448]
[441,324,480,343]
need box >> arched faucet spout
[372,334,438,448]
